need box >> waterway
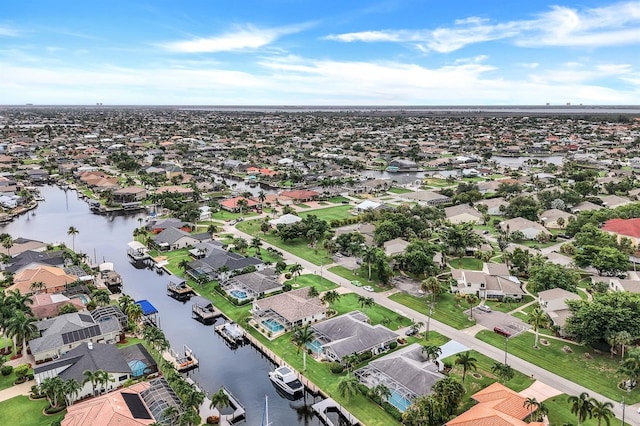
[1,185,328,426]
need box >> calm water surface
[1,185,325,426]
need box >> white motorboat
[268,366,304,396]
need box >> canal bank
[0,185,329,426]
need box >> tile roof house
[0,237,48,258]
[112,186,147,203]
[8,265,79,295]
[219,196,258,212]
[446,382,544,426]
[355,343,445,413]
[251,287,326,330]
[30,293,85,320]
[279,189,320,202]
[444,204,484,224]
[538,288,581,336]
[146,218,191,233]
[29,312,123,362]
[500,217,551,240]
[602,218,640,246]
[311,311,398,362]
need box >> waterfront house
[29,311,123,362]
[220,196,258,212]
[152,227,211,251]
[221,269,282,300]
[30,293,85,320]
[8,265,79,295]
[279,189,320,202]
[154,185,194,199]
[354,343,445,413]
[112,186,147,203]
[146,218,192,233]
[186,247,264,281]
[310,311,398,362]
[61,378,181,426]
[402,190,452,206]
[251,287,326,331]
[3,248,64,272]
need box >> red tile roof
[279,189,319,200]
[602,218,640,238]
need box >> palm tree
[63,378,82,406]
[421,276,441,304]
[465,294,478,320]
[233,237,248,254]
[534,402,549,422]
[492,362,515,383]
[29,281,46,294]
[618,347,640,390]
[1,235,13,257]
[6,310,37,356]
[337,374,360,402]
[567,392,593,426]
[528,306,550,349]
[361,246,378,282]
[307,286,319,298]
[290,263,304,283]
[161,406,180,424]
[96,369,114,393]
[291,324,315,371]
[321,290,341,306]
[91,289,111,307]
[237,198,249,217]
[370,383,391,403]
[40,376,65,408]
[82,369,100,396]
[125,303,144,325]
[357,295,374,311]
[142,325,169,352]
[523,396,539,420]
[258,190,266,207]
[422,345,442,364]
[118,294,134,313]
[209,387,230,412]
[454,351,477,382]
[178,407,201,426]
[589,398,614,426]
[250,237,263,256]
[178,259,190,274]
[67,226,79,252]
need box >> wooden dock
[312,398,361,426]
[215,322,246,346]
[163,344,199,372]
[167,282,194,301]
[192,296,223,324]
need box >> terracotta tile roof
[9,266,79,295]
[446,383,536,426]
[602,218,640,238]
[279,189,319,200]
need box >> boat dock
[312,398,361,426]
[167,282,194,301]
[215,321,246,346]
[163,344,199,372]
[219,386,246,425]
[191,296,224,324]
[127,240,150,261]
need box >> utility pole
[504,337,509,365]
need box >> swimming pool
[306,339,323,354]
[388,390,412,412]
[70,294,90,305]
[230,289,248,300]
[262,319,284,332]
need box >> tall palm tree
[118,294,134,313]
[6,310,37,357]
[618,347,640,389]
[454,351,477,383]
[125,303,144,326]
[91,289,111,307]
[491,362,515,383]
[257,190,266,207]
[361,246,378,282]
[209,387,230,412]
[237,198,248,217]
[67,226,79,252]
[63,378,82,406]
[337,374,360,402]
[523,396,539,420]
[321,290,341,306]
[82,369,100,396]
[528,306,550,349]
[589,398,614,426]
[290,263,304,283]
[291,324,315,371]
[307,286,319,298]
[178,259,190,274]
[465,294,478,320]
[1,235,13,257]
[250,237,263,256]
[422,345,442,364]
[567,392,593,426]
[357,295,374,311]
[421,276,441,304]
[29,281,46,294]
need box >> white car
[477,304,492,313]
[362,286,374,292]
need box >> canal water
[1,185,326,426]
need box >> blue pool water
[388,390,412,412]
[230,289,248,300]
[70,294,90,305]
[306,339,323,354]
[262,319,284,332]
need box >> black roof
[122,392,153,419]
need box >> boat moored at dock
[268,366,304,397]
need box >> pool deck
[312,397,361,426]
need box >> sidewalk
[0,380,34,403]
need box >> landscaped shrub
[13,364,29,382]
[330,363,344,374]
[49,420,62,426]
[282,283,292,292]
[1,365,12,376]
[358,351,373,361]
[380,401,403,421]
[389,341,398,350]
[284,273,292,280]
[45,405,66,415]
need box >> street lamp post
[425,303,433,340]
[504,337,509,365]
[621,397,625,426]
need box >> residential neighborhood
[0,106,640,425]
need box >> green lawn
[387,187,413,194]
[476,330,639,403]
[484,295,534,313]
[328,265,386,289]
[423,178,451,188]
[443,350,534,412]
[328,196,350,204]
[210,210,258,221]
[449,257,484,270]
[150,248,191,276]
[332,293,412,331]
[116,337,145,348]
[0,369,18,391]
[285,274,339,293]
[236,220,334,265]
[298,205,354,222]
[389,292,476,330]
[544,393,631,426]
[0,396,64,426]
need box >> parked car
[229,220,237,225]
[350,280,362,287]
[493,326,511,337]
[477,304,492,313]
[405,327,417,336]
[362,286,374,292]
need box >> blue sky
[1,0,639,105]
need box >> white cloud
[0,25,20,37]
[326,1,640,52]
[160,24,305,53]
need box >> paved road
[227,221,640,424]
